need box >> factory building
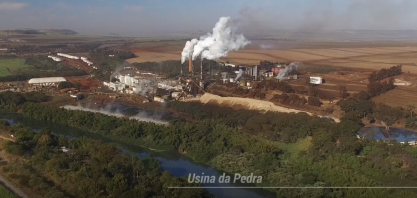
[81,57,93,66]
[28,77,66,86]
[103,82,125,92]
[158,81,182,91]
[245,65,258,80]
[47,55,63,62]
[57,53,79,60]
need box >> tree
[355,91,370,100]
[339,86,349,99]
[74,82,82,91]
[308,96,322,107]
[407,105,416,117]
[58,81,74,89]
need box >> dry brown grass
[125,40,417,74]
[372,86,417,109]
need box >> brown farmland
[126,40,417,74]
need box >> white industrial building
[103,82,125,92]
[28,77,67,86]
[47,55,63,62]
[57,53,79,60]
[80,57,93,66]
[310,77,323,85]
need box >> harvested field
[372,86,417,109]
[126,40,417,74]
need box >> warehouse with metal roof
[28,77,67,86]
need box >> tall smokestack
[201,59,203,80]
[189,59,193,73]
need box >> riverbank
[0,112,277,198]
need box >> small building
[28,77,67,86]
[310,77,323,85]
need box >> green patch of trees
[368,65,402,82]
[58,82,74,89]
[0,124,213,198]
[3,94,417,197]
[0,91,49,111]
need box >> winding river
[0,112,276,198]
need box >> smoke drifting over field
[181,16,250,63]
[62,104,169,125]
[276,62,301,80]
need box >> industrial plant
[57,53,79,60]
[47,55,63,62]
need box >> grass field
[0,59,27,77]
[125,40,417,74]
[0,185,17,198]
[372,86,417,109]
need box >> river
[0,112,276,198]
[357,127,417,143]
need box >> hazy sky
[0,0,416,36]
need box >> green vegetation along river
[0,112,276,198]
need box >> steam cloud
[133,78,157,97]
[62,104,169,125]
[275,62,302,80]
[235,69,244,81]
[110,61,130,82]
[181,16,250,63]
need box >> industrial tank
[246,82,251,87]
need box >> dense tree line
[3,93,417,197]
[367,78,395,97]
[272,93,307,106]
[18,101,417,198]
[0,124,213,198]
[337,96,407,126]
[368,65,402,82]
[253,80,294,93]
[0,91,49,111]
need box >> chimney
[201,59,203,80]
[188,59,193,73]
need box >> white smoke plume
[275,62,302,80]
[110,61,130,82]
[133,78,157,97]
[235,69,244,81]
[62,105,169,125]
[181,38,199,64]
[180,16,250,63]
